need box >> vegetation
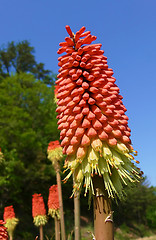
[0,41,156,239]
[113,180,156,239]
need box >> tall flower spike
[48,185,60,219]
[0,220,8,240]
[32,194,47,227]
[57,25,143,200]
[3,206,18,238]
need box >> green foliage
[0,149,25,203]
[0,72,58,157]
[0,41,55,84]
[18,231,34,240]
[113,178,156,231]
[0,71,59,239]
[0,72,59,197]
[146,194,156,228]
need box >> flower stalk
[47,142,66,240]
[73,176,80,240]
[3,206,18,240]
[74,192,80,240]
[32,193,47,240]
[48,185,60,240]
[93,175,114,240]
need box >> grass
[78,222,156,240]
[114,223,156,240]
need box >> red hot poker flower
[47,141,63,165]
[3,206,15,221]
[3,206,18,238]
[48,140,61,151]
[32,194,47,227]
[32,194,46,217]
[48,185,60,219]
[48,185,59,210]
[56,25,143,200]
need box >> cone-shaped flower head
[3,206,18,237]
[0,220,8,240]
[48,185,60,219]
[32,193,47,227]
[47,140,63,167]
[56,25,143,200]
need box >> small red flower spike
[48,185,60,219]
[3,206,18,238]
[47,141,63,169]
[32,194,47,227]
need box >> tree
[146,192,156,228]
[0,72,58,159]
[113,178,156,228]
[0,72,59,238]
[0,41,55,84]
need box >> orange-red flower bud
[3,206,15,221]
[32,194,46,218]
[48,185,59,211]
[47,141,63,165]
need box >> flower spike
[3,206,18,238]
[32,194,47,227]
[56,26,143,200]
[48,185,60,219]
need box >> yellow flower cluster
[33,215,47,227]
[4,218,19,236]
[48,209,60,219]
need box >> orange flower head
[56,25,143,200]
[48,185,60,219]
[47,141,63,164]
[32,193,47,226]
[3,206,18,237]
[32,194,46,217]
[3,206,15,221]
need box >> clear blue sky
[1,0,156,186]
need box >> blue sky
[1,0,156,186]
